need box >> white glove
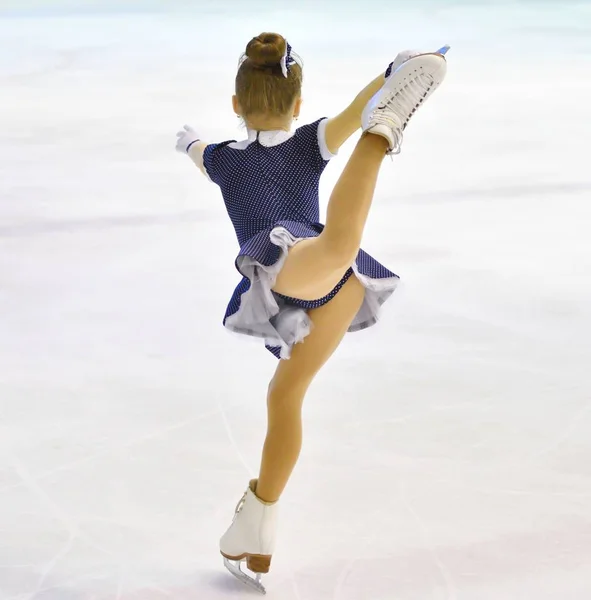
[175,125,201,154]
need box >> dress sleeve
[294,118,338,173]
[201,142,226,185]
[201,140,237,184]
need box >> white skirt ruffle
[224,227,399,359]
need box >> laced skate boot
[220,479,278,595]
[363,48,449,154]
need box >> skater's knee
[267,376,306,401]
[267,375,309,410]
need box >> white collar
[246,128,295,147]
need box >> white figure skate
[363,45,450,154]
[220,479,278,595]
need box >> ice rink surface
[1,1,591,598]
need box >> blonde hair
[235,32,303,117]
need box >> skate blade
[223,557,267,595]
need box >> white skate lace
[377,71,437,154]
[371,112,403,155]
[233,489,248,518]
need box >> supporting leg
[256,276,366,502]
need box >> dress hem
[224,226,399,359]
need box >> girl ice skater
[176,33,448,593]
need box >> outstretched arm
[176,125,209,175]
[323,71,386,155]
[187,141,208,173]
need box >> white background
[1,1,591,598]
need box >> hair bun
[245,32,286,67]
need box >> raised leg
[273,52,447,301]
[272,133,388,301]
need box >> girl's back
[203,119,334,244]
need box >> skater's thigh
[271,275,365,395]
[272,237,352,301]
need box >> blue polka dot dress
[202,117,400,359]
